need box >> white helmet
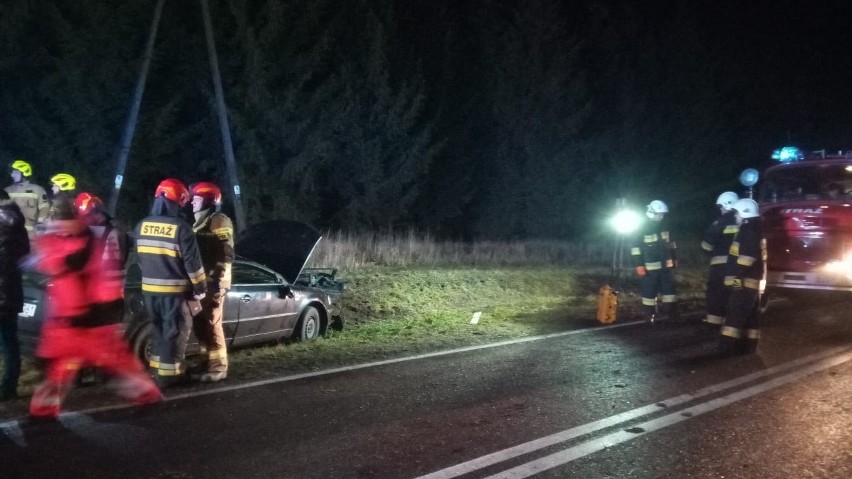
[646,200,668,218]
[716,191,739,210]
[733,198,759,218]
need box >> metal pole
[107,0,166,216]
[199,0,247,233]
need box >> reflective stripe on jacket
[193,210,234,290]
[135,214,206,296]
[5,181,49,237]
[701,210,739,266]
[631,218,677,269]
[723,219,766,290]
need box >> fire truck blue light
[771,146,804,163]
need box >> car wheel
[132,324,154,366]
[297,306,321,341]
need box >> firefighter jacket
[134,197,206,297]
[192,208,234,290]
[5,181,49,238]
[631,218,677,271]
[724,218,766,290]
[33,219,96,321]
[701,210,739,266]
[0,198,30,313]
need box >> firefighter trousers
[192,287,228,374]
[29,324,161,418]
[640,268,678,320]
[704,264,729,325]
[719,286,760,354]
[144,295,193,383]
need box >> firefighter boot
[642,304,657,324]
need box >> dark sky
[706,1,852,150]
[2,0,851,238]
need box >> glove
[730,278,743,289]
[635,266,647,277]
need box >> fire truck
[757,147,852,300]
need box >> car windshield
[759,163,852,203]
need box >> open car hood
[235,220,322,284]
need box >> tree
[471,0,590,239]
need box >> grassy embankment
[227,230,708,380]
[8,231,708,395]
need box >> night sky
[0,1,850,239]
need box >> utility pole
[200,0,246,233]
[107,0,166,216]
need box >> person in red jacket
[28,195,161,419]
[75,192,129,323]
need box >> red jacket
[34,219,98,320]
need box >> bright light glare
[824,258,852,277]
[612,210,641,234]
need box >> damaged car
[18,220,344,363]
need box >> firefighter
[5,160,49,239]
[27,195,161,419]
[134,179,206,387]
[48,173,77,220]
[700,191,739,327]
[719,198,765,356]
[188,182,234,383]
[631,200,678,323]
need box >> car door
[229,261,299,346]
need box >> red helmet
[74,192,104,216]
[189,181,222,207]
[154,178,190,207]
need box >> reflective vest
[88,223,127,303]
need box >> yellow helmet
[51,173,77,191]
[11,160,32,177]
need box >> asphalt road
[2,298,852,479]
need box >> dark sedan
[17,220,344,363]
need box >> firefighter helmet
[74,192,104,217]
[716,191,739,210]
[51,173,76,191]
[189,181,222,207]
[10,160,32,177]
[733,198,759,218]
[646,200,669,218]
[154,178,190,207]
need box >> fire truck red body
[760,150,852,295]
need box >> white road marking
[462,350,852,479]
